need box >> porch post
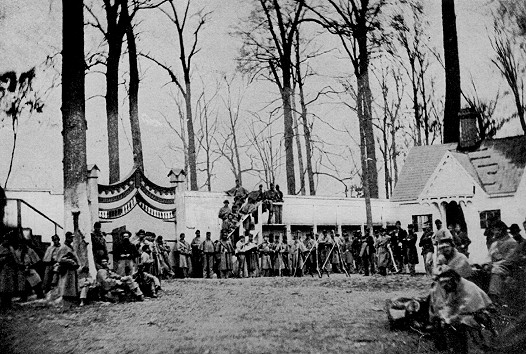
[169,169,187,241]
[87,165,100,228]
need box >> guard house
[390,111,526,264]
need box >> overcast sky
[0,0,516,197]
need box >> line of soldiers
[171,224,421,279]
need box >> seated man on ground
[96,258,143,302]
[435,238,472,279]
[78,266,96,306]
[429,266,492,354]
[114,231,139,276]
[133,264,161,298]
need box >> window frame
[479,209,501,229]
[412,214,432,232]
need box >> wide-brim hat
[509,224,521,233]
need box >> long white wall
[177,190,395,241]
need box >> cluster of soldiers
[219,180,284,236]
[393,218,526,353]
[171,220,425,279]
[172,229,311,279]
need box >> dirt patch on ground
[0,274,456,354]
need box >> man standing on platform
[226,179,248,208]
[274,184,284,224]
[264,184,280,224]
[191,230,202,278]
[218,200,231,229]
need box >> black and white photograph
[1,0,525,353]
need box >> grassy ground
[0,274,460,354]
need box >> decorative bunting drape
[98,168,176,221]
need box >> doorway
[444,201,467,232]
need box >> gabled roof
[391,135,526,202]
[391,143,456,202]
[467,135,526,195]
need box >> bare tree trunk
[106,46,121,183]
[234,130,242,183]
[125,10,144,171]
[282,85,296,195]
[381,88,390,199]
[358,67,379,199]
[291,87,305,195]
[391,115,399,188]
[104,0,127,183]
[294,29,315,195]
[359,117,373,234]
[421,81,430,145]
[184,81,198,190]
[411,77,422,146]
[442,0,461,143]
[62,0,95,275]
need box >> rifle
[335,241,350,277]
[320,242,336,278]
[301,241,316,274]
[314,235,322,278]
[387,243,399,273]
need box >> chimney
[458,107,480,151]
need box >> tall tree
[103,0,127,182]
[373,64,404,198]
[390,1,424,145]
[144,0,209,191]
[86,0,160,181]
[195,83,220,191]
[237,0,306,195]
[293,26,316,195]
[123,4,144,170]
[441,0,461,143]
[306,0,383,234]
[491,2,526,134]
[62,0,95,275]
[217,75,252,184]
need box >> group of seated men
[396,218,526,353]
